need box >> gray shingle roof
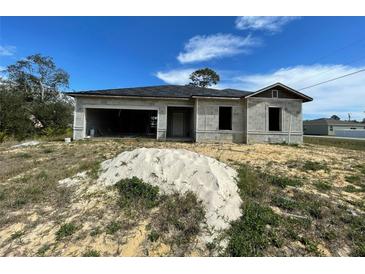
[66,85,252,99]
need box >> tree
[188,68,220,88]
[6,54,69,102]
[331,115,340,120]
[1,54,73,141]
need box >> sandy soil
[0,139,364,256]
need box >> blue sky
[1,16,365,120]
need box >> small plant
[301,160,329,172]
[82,250,100,257]
[56,223,77,240]
[269,175,303,188]
[79,160,101,180]
[147,230,160,242]
[90,227,102,237]
[300,237,321,255]
[314,181,332,191]
[36,244,50,256]
[271,196,298,211]
[115,177,159,210]
[342,185,364,193]
[11,230,24,240]
[106,221,121,235]
[345,175,361,184]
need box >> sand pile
[97,148,242,233]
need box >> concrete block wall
[73,96,194,140]
[195,98,246,143]
[246,97,303,144]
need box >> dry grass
[0,138,364,256]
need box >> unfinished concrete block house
[68,83,312,144]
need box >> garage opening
[86,108,157,138]
[268,107,281,131]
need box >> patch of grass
[347,215,365,256]
[271,196,298,211]
[299,237,321,255]
[79,160,101,180]
[147,230,160,242]
[269,175,303,188]
[15,152,32,159]
[236,165,266,199]
[345,175,361,184]
[11,230,24,240]
[314,181,332,191]
[301,160,329,172]
[115,177,159,210]
[82,250,100,257]
[356,164,365,175]
[90,227,102,237]
[42,148,53,154]
[56,223,78,240]
[150,191,205,250]
[304,136,365,152]
[342,185,364,193]
[105,221,122,235]
[36,244,50,256]
[225,202,280,256]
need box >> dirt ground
[0,138,364,256]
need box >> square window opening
[219,107,232,130]
[268,107,281,131]
[272,90,279,98]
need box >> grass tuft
[115,177,159,210]
[56,223,78,241]
[314,181,332,191]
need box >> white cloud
[155,64,365,120]
[235,16,299,32]
[155,68,196,85]
[177,33,259,64]
[228,64,365,120]
[0,45,16,56]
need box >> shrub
[226,202,280,256]
[115,177,159,210]
[56,223,77,240]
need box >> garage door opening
[86,108,157,138]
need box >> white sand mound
[97,148,242,234]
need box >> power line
[291,54,365,88]
[298,68,365,91]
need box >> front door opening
[268,107,281,131]
[86,108,157,138]
[167,107,193,139]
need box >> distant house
[67,82,312,144]
[303,118,365,138]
